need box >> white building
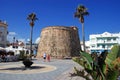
[81,41,90,53]
[89,32,120,53]
[0,20,8,47]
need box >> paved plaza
[0,58,85,80]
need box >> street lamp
[27,13,38,58]
[13,37,15,48]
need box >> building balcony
[96,40,118,44]
[90,47,111,50]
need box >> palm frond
[83,12,89,16]
[105,44,120,68]
[27,13,38,21]
[74,4,89,23]
[81,52,93,70]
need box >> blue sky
[0,0,120,43]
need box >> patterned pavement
[0,58,85,80]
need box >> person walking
[47,54,50,62]
[43,53,46,62]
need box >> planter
[23,59,33,68]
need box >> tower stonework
[37,26,81,58]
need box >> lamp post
[27,13,38,58]
[13,37,15,48]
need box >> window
[107,38,111,41]
[113,38,116,41]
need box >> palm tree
[27,13,38,58]
[74,5,89,52]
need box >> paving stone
[0,59,85,80]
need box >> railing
[96,40,118,44]
[90,47,111,50]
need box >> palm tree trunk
[82,23,86,52]
[30,26,33,58]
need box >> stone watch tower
[37,26,81,58]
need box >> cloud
[7,32,17,42]
[18,38,26,42]
[7,32,26,43]
[35,37,40,44]
[8,32,17,36]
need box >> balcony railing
[90,47,111,50]
[96,40,118,44]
